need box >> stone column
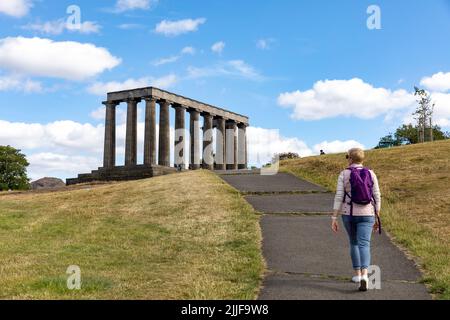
[202,113,214,170]
[238,123,248,170]
[226,120,238,170]
[214,117,226,170]
[158,100,171,167]
[144,97,157,166]
[102,101,117,168]
[174,104,186,169]
[125,99,139,166]
[189,109,201,170]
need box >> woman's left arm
[333,171,345,215]
[331,172,345,233]
[372,171,381,214]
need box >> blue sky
[1,0,450,179]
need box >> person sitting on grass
[331,148,381,291]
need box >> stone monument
[66,87,249,185]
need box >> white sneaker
[359,275,369,291]
[351,275,362,283]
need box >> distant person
[320,150,326,155]
[330,148,381,291]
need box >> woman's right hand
[331,219,339,233]
[373,212,381,232]
[373,220,380,233]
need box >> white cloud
[114,0,157,12]
[181,46,196,55]
[0,75,42,93]
[0,118,144,180]
[71,21,101,34]
[152,46,196,66]
[0,120,104,152]
[247,127,366,165]
[0,37,121,81]
[22,19,101,35]
[0,117,138,179]
[278,78,415,121]
[90,106,128,125]
[228,60,261,80]
[431,92,450,127]
[313,140,365,154]
[151,74,178,89]
[23,20,64,35]
[256,38,275,50]
[211,41,225,54]
[87,74,178,95]
[246,128,364,165]
[401,92,450,128]
[247,127,312,166]
[420,72,450,92]
[155,18,206,36]
[187,60,263,81]
[118,23,144,30]
[90,107,106,121]
[27,152,100,181]
[88,77,151,95]
[152,55,180,66]
[0,0,32,18]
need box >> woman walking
[331,148,381,291]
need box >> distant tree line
[276,152,301,161]
[270,152,301,163]
[376,124,450,149]
[376,86,450,149]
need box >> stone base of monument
[66,165,178,186]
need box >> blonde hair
[348,148,365,164]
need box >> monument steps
[66,165,178,185]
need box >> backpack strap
[343,168,353,204]
[343,191,351,203]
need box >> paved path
[220,172,326,193]
[217,171,431,300]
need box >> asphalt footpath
[216,171,431,300]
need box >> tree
[413,87,435,143]
[395,124,419,144]
[375,133,401,149]
[0,145,30,191]
[274,152,301,161]
[433,127,450,140]
[395,123,449,145]
[376,123,449,148]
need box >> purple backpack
[347,167,374,206]
[344,167,382,234]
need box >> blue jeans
[342,215,375,270]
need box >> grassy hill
[0,171,264,299]
[280,140,450,299]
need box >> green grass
[0,170,264,299]
[280,140,450,300]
